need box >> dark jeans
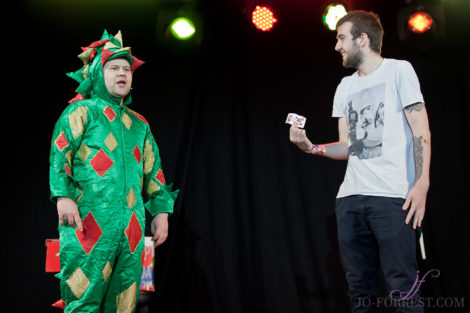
[336,195,424,313]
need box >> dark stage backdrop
[7,0,470,312]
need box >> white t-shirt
[332,58,424,199]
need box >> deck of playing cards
[285,113,306,128]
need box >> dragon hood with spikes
[66,30,144,106]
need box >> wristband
[311,144,326,154]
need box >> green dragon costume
[49,30,178,312]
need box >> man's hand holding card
[287,113,326,154]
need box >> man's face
[103,58,133,99]
[335,22,363,69]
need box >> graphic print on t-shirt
[346,83,385,159]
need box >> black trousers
[336,195,424,313]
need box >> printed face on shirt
[103,58,133,99]
[346,83,385,159]
[360,105,373,129]
[335,22,363,69]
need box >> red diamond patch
[155,169,165,185]
[76,212,103,255]
[125,212,142,254]
[103,105,116,121]
[90,149,114,177]
[55,132,69,151]
[65,164,72,176]
[133,145,141,163]
[132,111,148,124]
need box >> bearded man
[290,11,431,312]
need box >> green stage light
[323,4,348,31]
[170,17,196,40]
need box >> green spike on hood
[66,29,144,106]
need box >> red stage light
[252,5,277,31]
[408,11,433,33]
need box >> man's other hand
[57,197,83,231]
[151,213,169,247]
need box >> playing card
[285,113,306,128]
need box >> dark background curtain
[6,0,469,312]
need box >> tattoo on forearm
[405,102,424,113]
[413,135,424,180]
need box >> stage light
[323,4,348,31]
[170,17,196,40]
[397,4,445,46]
[251,5,278,31]
[408,11,433,34]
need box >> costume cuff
[49,175,77,203]
[145,183,179,217]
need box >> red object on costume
[131,56,145,73]
[52,299,66,309]
[83,39,109,50]
[68,93,85,104]
[101,49,115,67]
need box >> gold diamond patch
[122,112,132,130]
[102,261,112,282]
[75,185,83,203]
[127,187,136,209]
[65,150,72,166]
[66,267,90,299]
[105,132,118,152]
[116,282,137,313]
[78,143,91,162]
[69,106,88,139]
[147,180,160,195]
[143,140,154,174]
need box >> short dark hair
[336,10,384,54]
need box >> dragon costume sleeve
[142,125,179,216]
[49,102,89,202]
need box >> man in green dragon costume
[49,30,179,312]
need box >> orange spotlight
[251,5,278,31]
[408,11,433,33]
